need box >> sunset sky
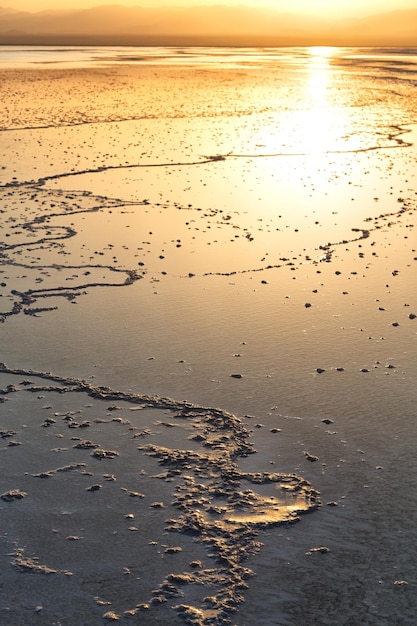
[5,0,417,19]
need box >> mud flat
[0,363,319,625]
[1,49,417,624]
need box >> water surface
[1,46,416,625]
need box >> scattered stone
[12,549,57,574]
[1,489,27,501]
[1,429,17,438]
[316,368,325,374]
[307,546,331,554]
[304,452,319,462]
[230,373,243,379]
[103,611,120,621]
[120,489,145,498]
[164,546,183,554]
[73,440,100,449]
[42,417,56,427]
[86,484,102,492]
[305,302,312,308]
[92,448,119,459]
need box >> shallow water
[1,47,417,625]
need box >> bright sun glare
[308,47,333,99]
[300,47,339,154]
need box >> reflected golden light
[308,46,333,100]
[296,47,338,155]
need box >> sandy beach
[1,47,417,625]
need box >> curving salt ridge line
[0,190,148,321]
[1,187,415,322]
[0,125,412,191]
[225,124,413,157]
[0,156,227,190]
[0,363,320,624]
[201,197,416,277]
[0,268,141,322]
[0,106,266,134]
[0,362,247,428]
[0,116,158,133]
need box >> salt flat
[1,47,417,625]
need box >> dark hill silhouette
[0,4,416,46]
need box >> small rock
[304,451,319,462]
[92,448,119,459]
[164,546,182,553]
[1,489,27,502]
[307,546,331,554]
[86,484,102,492]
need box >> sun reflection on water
[308,46,333,99]
[294,47,349,156]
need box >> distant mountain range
[0,4,416,46]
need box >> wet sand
[1,50,417,625]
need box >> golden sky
[5,0,417,19]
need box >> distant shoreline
[1,36,416,47]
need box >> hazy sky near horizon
[5,0,417,19]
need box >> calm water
[1,47,416,625]
[1,43,417,69]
